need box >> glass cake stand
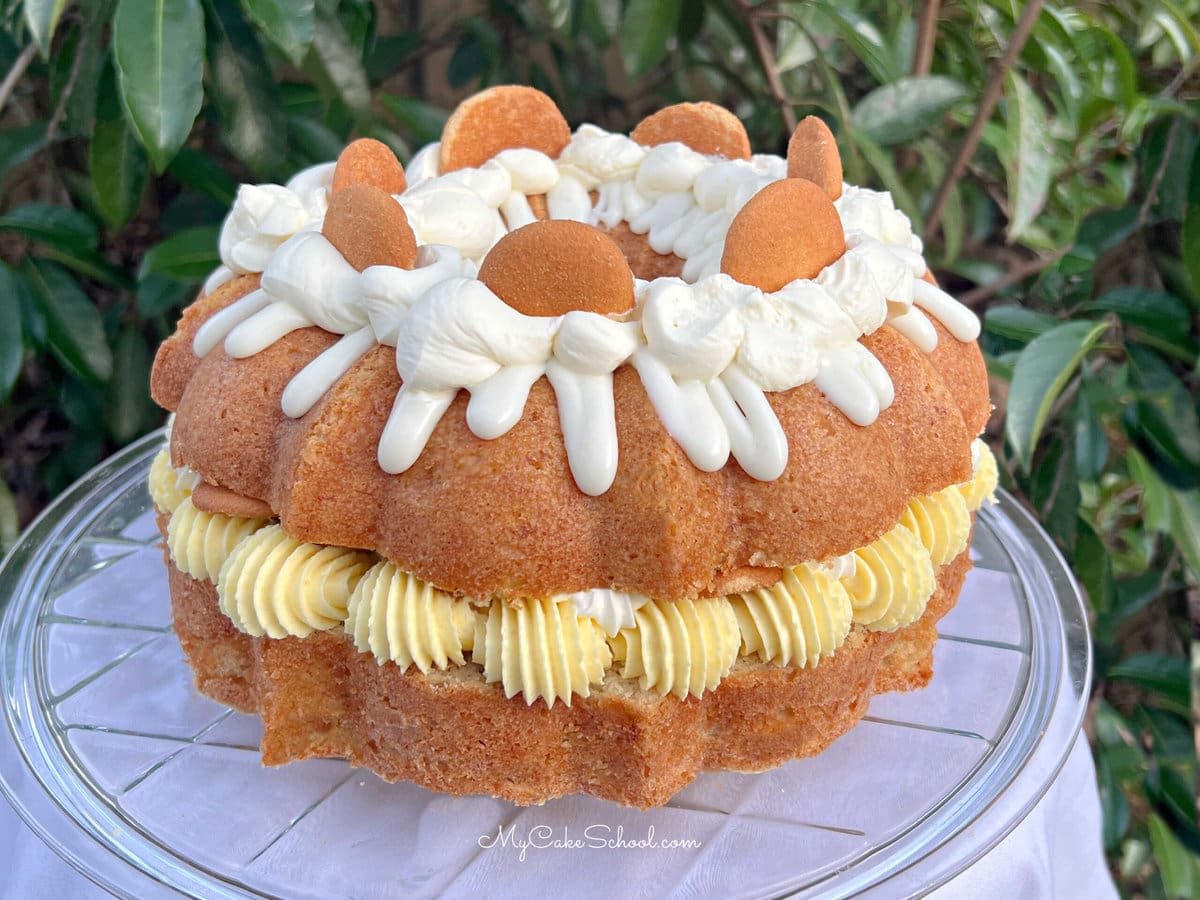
[0,430,1090,899]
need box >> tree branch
[46,34,87,143]
[912,0,940,77]
[1138,116,1179,226]
[734,1,797,134]
[923,0,1045,243]
[0,43,38,118]
[959,246,1067,308]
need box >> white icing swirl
[217,169,331,279]
[835,184,923,254]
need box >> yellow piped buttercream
[166,497,267,582]
[608,596,740,698]
[149,448,200,514]
[217,524,374,638]
[901,486,971,566]
[730,565,851,667]
[474,597,611,708]
[842,523,934,631]
[960,439,999,510]
[346,561,478,671]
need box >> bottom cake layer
[161,522,973,808]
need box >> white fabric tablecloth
[0,732,1116,899]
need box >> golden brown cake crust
[152,279,978,601]
[162,521,974,809]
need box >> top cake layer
[151,88,990,602]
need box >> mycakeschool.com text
[477,824,703,862]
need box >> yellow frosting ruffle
[841,523,935,632]
[166,497,268,582]
[474,597,611,708]
[730,565,852,668]
[608,596,740,699]
[218,524,375,639]
[960,439,999,511]
[160,440,990,701]
[347,561,478,672]
[148,448,200,514]
[901,486,971,567]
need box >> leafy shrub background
[0,1,1197,894]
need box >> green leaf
[0,203,98,250]
[1095,746,1130,851]
[105,324,152,443]
[1069,206,1140,266]
[1090,25,1136,108]
[620,0,680,79]
[447,28,486,88]
[1169,488,1200,582]
[309,7,371,117]
[365,32,421,83]
[1126,345,1200,472]
[0,122,49,179]
[1040,41,1082,130]
[380,94,447,150]
[167,146,238,204]
[1110,571,1165,627]
[1074,388,1108,482]
[1075,519,1114,629]
[24,0,68,56]
[1150,763,1200,842]
[136,273,193,317]
[286,113,343,166]
[0,264,24,400]
[37,243,131,289]
[113,0,206,172]
[90,116,148,228]
[850,76,967,147]
[1004,71,1054,241]
[240,0,313,64]
[0,478,17,557]
[207,0,286,178]
[1156,0,1200,57]
[1148,813,1198,899]
[22,258,113,384]
[52,14,106,138]
[818,6,898,84]
[1107,654,1190,709]
[1088,287,1193,348]
[984,304,1058,342]
[1005,320,1108,471]
[1129,447,1174,536]
[582,0,621,45]
[139,226,220,282]
[1183,144,1200,298]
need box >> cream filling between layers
[149,448,201,514]
[157,443,996,704]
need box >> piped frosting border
[151,440,997,707]
[190,126,982,496]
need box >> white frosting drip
[203,265,236,297]
[562,588,649,636]
[191,123,982,496]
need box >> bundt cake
[148,86,996,808]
